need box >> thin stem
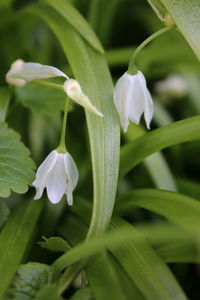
[57,97,70,153]
[33,79,64,90]
[128,25,174,75]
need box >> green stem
[57,97,70,153]
[128,25,174,75]
[33,79,64,90]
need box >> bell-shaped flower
[113,71,153,132]
[6,59,68,87]
[32,150,78,205]
[63,79,103,117]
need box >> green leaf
[110,219,187,300]
[10,263,60,300]
[0,122,35,197]
[176,177,200,200]
[0,200,43,299]
[147,0,167,20]
[155,238,200,263]
[69,198,200,264]
[160,0,200,61]
[0,88,10,122]
[70,287,92,300]
[117,189,200,234]
[45,0,104,53]
[125,124,177,191]
[39,236,70,252]
[52,217,193,272]
[86,252,127,300]
[144,152,177,191]
[120,116,200,176]
[0,202,9,230]
[36,284,63,300]
[109,254,145,300]
[137,222,200,264]
[16,82,65,115]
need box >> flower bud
[63,79,103,117]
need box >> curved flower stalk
[114,71,153,132]
[6,59,68,87]
[32,150,78,205]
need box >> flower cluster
[6,59,103,205]
[6,56,155,204]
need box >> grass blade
[120,116,200,176]
[45,0,104,53]
[110,219,187,300]
[0,200,43,299]
[117,189,200,234]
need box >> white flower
[155,74,188,97]
[113,71,153,132]
[6,59,68,87]
[32,150,78,205]
[63,79,103,117]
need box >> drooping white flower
[63,79,103,117]
[113,71,153,132]
[6,59,68,87]
[32,150,78,205]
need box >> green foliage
[160,0,200,60]
[120,116,200,176]
[0,122,35,197]
[0,0,200,299]
[0,202,9,230]
[0,201,43,299]
[86,253,127,300]
[10,263,60,300]
[110,220,187,300]
[0,88,10,122]
[117,189,200,234]
[70,287,92,300]
[45,0,104,53]
[35,284,63,300]
[39,236,70,252]
[16,82,65,115]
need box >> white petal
[114,73,131,132]
[137,71,153,129]
[34,187,44,200]
[6,59,68,86]
[144,89,154,129]
[32,150,58,187]
[46,154,67,204]
[64,153,79,206]
[32,150,58,200]
[127,74,145,125]
[63,79,103,117]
